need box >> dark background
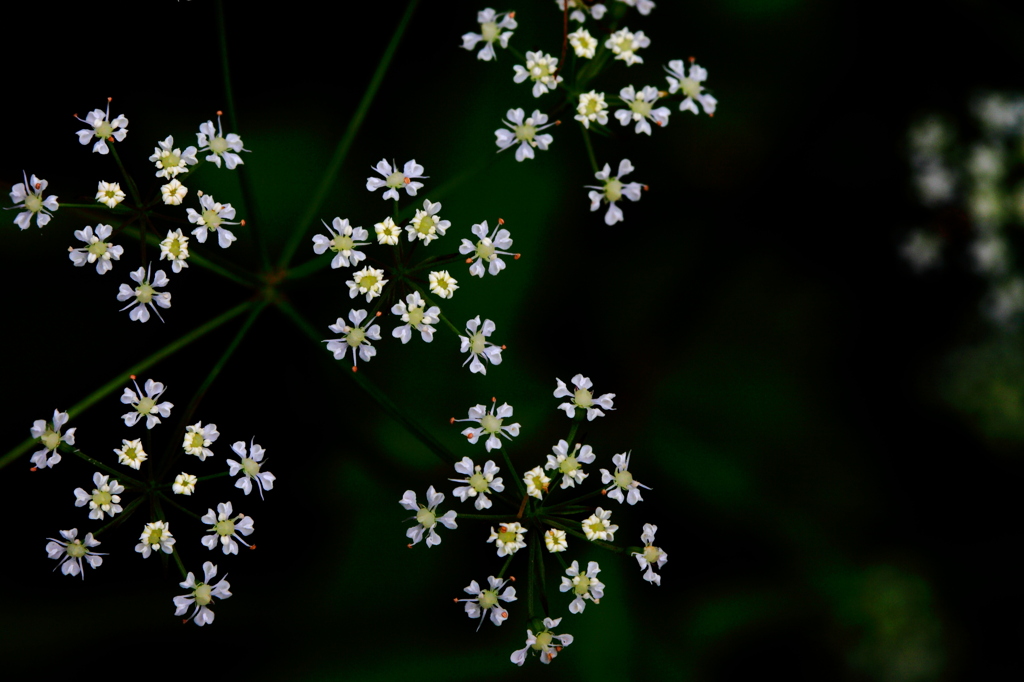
[2,0,1023,679]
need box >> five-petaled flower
[582,507,618,541]
[488,521,527,557]
[173,472,198,495]
[201,502,255,555]
[347,266,388,302]
[46,529,105,579]
[456,399,520,451]
[461,8,517,61]
[513,51,562,98]
[457,576,517,630]
[325,309,382,370]
[560,560,605,613]
[568,28,598,59]
[227,439,276,499]
[161,179,188,206]
[149,136,198,178]
[183,422,219,460]
[114,438,147,469]
[69,224,123,275]
[665,58,718,115]
[374,216,401,245]
[554,374,616,420]
[366,159,426,201]
[615,85,670,135]
[136,520,175,558]
[30,409,75,470]
[574,91,608,129]
[74,472,124,520]
[399,486,458,547]
[495,108,555,162]
[450,457,505,510]
[95,181,125,209]
[121,377,174,429]
[197,113,249,169]
[460,220,516,278]
[544,528,568,553]
[510,617,573,665]
[459,316,504,375]
[391,292,439,344]
[428,270,459,299]
[406,199,450,243]
[186,193,239,249]
[313,218,370,269]
[524,466,550,500]
[605,28,649,66]
[8,172,58,229]
[600,451,650,505]
[545,439,596,489]
[632,523,668,585]
[586,159,645,225]
[556,0,607,23]
[174,561,232,626]
[75,99,128,154]
[117,265,172,323]
[159,229,190,273]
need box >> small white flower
[366,159,426,201]
[114,438,147,469]
[399,486,458,547]
[227,438,276,499]
[174,561,232,626]
[7,171,59,229]
[117,264,172,323]
[459,219,516,278]
[488,521,527,557]
[159,229,190,273]
[120,377,173,429]
[183,422,219,460]
[665,58,717,115]
[346,266,388,302]
[455,398,520,451]
[428,270,459,299]
[450,457,505,510]
[149,136,198,178]
[605,28,649,66]
[197,113,249,169]
[554,374,616,420]
[560,560,605,613]
[513,51,562,98]
[46,529,105,579]
[574,91,608,128]
[30,409,76,470]
[459,316,504,375]
[391,291,440,344]
[374,216,401,245]
[160,179,188,206]
[201,502,255,555]
[312,218,370,269]
[457,576,517,629]
[406,199,450,243]
[544,528,568,553]
[325,309,382,371]
[461,8,517,61]
[600,451,650,505]
[186,194,239,249]
[511,617,573,666]
[136,520,175,558]
[75,99,128,154]
[95,181,125,209]
[545,440,596,489]
[495,108,556,162]
[74,472,124,520]
[615,85,670,135]
[524,466,550,500]
[173,472,198,495]
[556,0,607,24]
[69,224,122,275]
[586,159,645,225]
[632,523,668,585]
[582,507,618,541]
[618,0,655,15]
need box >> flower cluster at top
[399,376,668,666]
[30,373,275,627]
[459,4,718,225]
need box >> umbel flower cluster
[31,375,274,626]
[399,374,668,666]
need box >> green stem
[580,125,600,173]
[545,517,623,554]
[91,495,146,538]
[64,445,146,489]
[543,487,605,511]
[123,224,258,288]
[171,544,189,580]
[108,144,144,207]
[497,553,515,580]
[527,534,538,618]
[499,445,526,498]
[456,513,521,521]
[158,491,206,522]
[196,471,232,483]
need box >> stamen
[35,182,42,190]
[216,110,223,116]
[449,417,456,424]
[466,433,474,439]
[501,345,507,350]
[130,374,136,380]
[240,220,246,226]
[406,543,413,549]
[554,120,562,125]
[491,396,497,403]
[642,185,650,191]
[465,258,474,263]
[375,311,382,317]
[498,218,505,225]
[508,575,516,582]
[249,544,256,550]
[509,11,515,17]
[689,56,695,63]
[513,254,521,260]
[403,177,411,184]
[107,97,112,103]
[600,489,607,495]
[351,366,358,373]
[30,467,38,472]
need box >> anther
[642,185,649,191]
[689,56,695,63]
[498,218,505,225]
[197,190,204,197]
[108,136,115,141]
[491,396,497,403]
[500,345,507,350]
[513,253,521,260]
[509,11,515,17]
[351,366,358,373]
[709,113,714,118]
[466,258,474,264]
[449,417,456,424]
[466,433,474,439]
[375,311,382,317]
[500,611,508,618]
[130,374,137,380]
[659,90,668,98]
[509,575,516,582]
[249,544,256,550]
[407,543,413,549]
[30,467,38,472]
[182,619,189,625]
[655,121,663,126]
[554,120,562,125]
[453,598,460,603]
[216,110,223,116]
[35,183,42,190]
[107,96,112,102]
[68,247,73,253]
[600,489,607,495]
[403,177,411,184]
[240,219,246,226]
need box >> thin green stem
[158,491,205,522]
[500,445,526,498]
[580,125,600,173]
[456,513,520,521]
[64,445,146,489]
[545,517,623,554]
[122,224,258,288]
[196,471,232,483]
[91,495,145,538]
[543,487,605,511]
[527,533,537,618]
[171,545,189,580]
[496,553,515,580]
[108,144,144,207]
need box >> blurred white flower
[399,486,458,547]
[69,224,122,274]
[461,8,517,61]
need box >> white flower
[201,502,255,555]
[406,199,450,243]
[159,229,190,273]
[174,561,232,626]
[74,472,124,520]
[428,270,458,299]
[495,108,555,162]
[513,51,562,98]
[114,438,147,469]
[545,440,596,489]
[75,99,128,154]
[600,451,650,505]
[560,560,605,613]
[450,457,505,510]
[197,113,249,169]
[149,135,198,178]
[459,316,504,375]
[117,264,171,323]
[46,529,105,578]
[186,193,239,248]
[586,159,645,225]
[173,472,198,495]
[456,398,520,451]
[160,179,188,206]
[615,85,670,135]
[69,224,122,275]
[325,309,382,371]
[95,181,125,209]
[391,292,439,344]
[366,159,426,201]
[574,91,608,128]
[605,28,649,66]
[312,218,370,269]
[227,439,276,499]
[618,0,655,15]
[346,266,388,302]
[459,219,516,278]
[135,520,175,558]
[374,216,401,245]
[120,377,173,429]
[665,58,717,115]
[556,0,607,24]
[632,523,668,585]
[30,409,76,470]
[511,617,573,666]
[399,486,458,547]
[183,422,219,460]
[524,466,550,500]
[554,374,616,420]
[582,507,618,541]
[488,521,527,557]
[7,171,58,229]
[461,8,517,61]
[568,29,598,61]
[457,576,517,629]
[544,528,568,553]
